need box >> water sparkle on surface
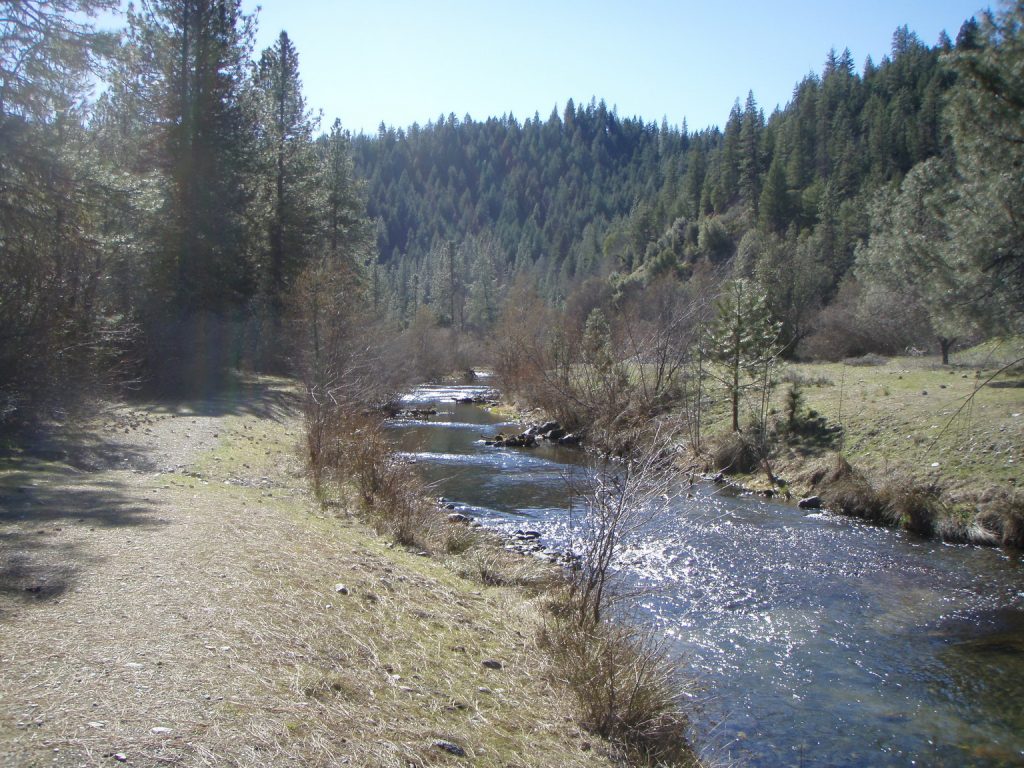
[389,384,1024,768]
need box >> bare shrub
[291,253,407,491]
[326,416,434,549]
[289,251,452,553]
[542,619,695,767]
[492,276,556,404]
[565,425,680,627]
[494,274,711,454]
[542,424,697,766]
[394,306,463,382]
[800,278,933,361]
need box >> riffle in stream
[387,383,1024,767]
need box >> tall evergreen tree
[123,0,257,387]
[0,1,121,418]
[758,152,791,233]
[945,3,1024,329]
[738,91,763,213]
[251,30,321,357]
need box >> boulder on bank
[798,495,822,510]
[402,407,437,419]
[452,391,498,404]
[489,431,537,448]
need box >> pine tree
[0,1,122,416]
[758,152,791,233]
[320,119,370,263]
[116,0,257,389]
[253,32,319,303]
[856,158,968,363]
[944,3,1024,330]
[739,91,763,213]
[708,278,782,432]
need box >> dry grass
[540,612,697,768]
[799,453,1022,546]
[781,346,1023,494]
[707,432,759,476]
[694,342,1023,547]
[877,479,946,537]
[805,454,889,524]
[0,387,617,767]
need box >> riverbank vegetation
[4,3,1020,504]
[300,347,702,764]
[3,0,1023,763]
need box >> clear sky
[101,0,989,135]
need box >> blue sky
[101,1,988,135]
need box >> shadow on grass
[1,374,300,473]
[0,448,165,619]
[8,431,160,473]
[786,414,845,455]
[986,377,1024,389]
[133,373,301,422]
[0,372,294,618]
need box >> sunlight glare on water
[388,384,1024,768]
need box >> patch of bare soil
[0,380,608,768]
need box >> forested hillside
[2,0,1021,428]
[355,20,1020,360]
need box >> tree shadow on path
[136,374,301,422]
[0,467,165,620]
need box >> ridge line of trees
[356,11,1021,363]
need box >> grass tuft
[879,479,944,537]
[809,454,889,523]
[540,611,697,767]
[708,432,759,475]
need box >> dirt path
[0,381,609,768]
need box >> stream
[387,382,1024,767]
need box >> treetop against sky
[92,0,985,134]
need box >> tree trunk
[938,336,956,365]
[731,362,740,432]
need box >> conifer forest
[2,2,1024,766]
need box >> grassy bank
[304,386,702,767]
[1,382,656,767]
[705,339,1023,546]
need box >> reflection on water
[389,384,1024,767]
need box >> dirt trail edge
[1,380,610,768]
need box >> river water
[387,383,1024,768]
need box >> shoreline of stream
[389,378,1024,768]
